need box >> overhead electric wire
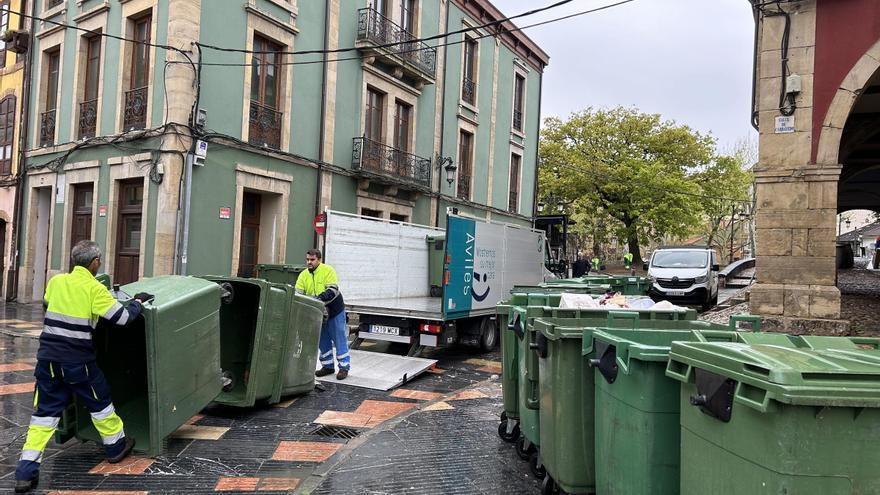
[189,0,637,68]
[196,0,577,56]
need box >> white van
[646,246,719,311]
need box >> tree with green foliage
[539,107,716,264]
[696,145,754,255]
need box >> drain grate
[310,424,362,440]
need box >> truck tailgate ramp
[315,350,437,390]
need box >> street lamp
[537,201,546,213]
[436,155,456,186]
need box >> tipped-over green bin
[56,276,224,456]
[254,264,305,285]
[667,336,880,494]
[203,277,323,407]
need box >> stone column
[749,1,847,333]
[153,0,201,275]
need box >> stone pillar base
[760,316,851,336]
[749,283,841,319]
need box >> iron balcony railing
[462,77,477,106]
[79,98,98,139]
[457,170,471,200]
[39,109,55,147]
[248,100,282,149]
[356,7,436,79]
[351,137,431,189]
[513,109,523,132]
[123,86,148,130]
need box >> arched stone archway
[816,39,880,166]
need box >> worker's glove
[133,292,155,303]
[322,306,329,322]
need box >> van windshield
[652,251,708,269]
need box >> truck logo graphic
[472,272,491,302]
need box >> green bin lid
[667,340,880,409]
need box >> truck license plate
[371,325,400,336]
[666,290,686,296]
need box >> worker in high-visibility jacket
[15,241,152,494]
[295,249,349,380]
[623,252,634,270]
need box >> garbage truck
[323,209,548,356]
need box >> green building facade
[18,0,547,301]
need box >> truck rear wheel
[478,317,497,352]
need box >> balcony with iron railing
[356,8,436,85]
[457,171,471,200]
[512,109,523,133]
[39,109,55,147]
[248,100,282,149]
[462,77,477,106]
[79,99,98,139]
[351,137,431,189]
[123,86,148,131]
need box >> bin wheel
[497,418,519,443]
[530,452,546,479]
[540,474,559,495]
[515,436,535,460]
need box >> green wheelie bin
[55,276,225,456]
[498,287,622,445]
[509,301,698,480]
[533,313,738,494]
[254,263,305,285]
[667,336,880,494]
[426,235,446,297]
[590,315,763,495]
[497,299,519,442]
[203,277,323,407]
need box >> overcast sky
[493,0,758,151]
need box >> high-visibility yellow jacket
[39,266,142,363]
[295,263,345,317]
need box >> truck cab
[646,246,719,311]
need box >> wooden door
[238,192,262,278]
[114,179,143,285]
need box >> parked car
[646,246,720,311]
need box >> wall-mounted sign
[774,115,795,134]
[219,207,231,219]
[98,205,107,217]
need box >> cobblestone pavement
[701,266,880,336]
[838,264,880,337]
[0,302,536,494]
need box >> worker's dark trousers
[16,361,128,482]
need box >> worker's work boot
[107,437,136,464]
[315,368,334,377]
[336,369,349,380]
[14,476,37,493]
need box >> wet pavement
[0,302,538,494]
